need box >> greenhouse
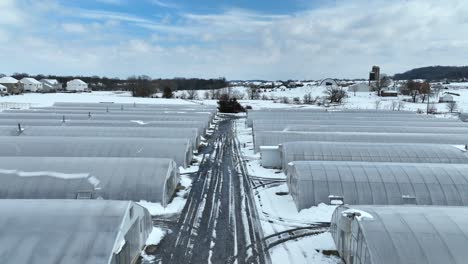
[287,161,468,210]
[254,131,468,152]
[0,119,209,135]
[0,125,201,148]
[251,119,468,131]
[255,124,468,134]
[0,112,213,124]
[280,142,468,170]
[0,136,193,168]
[0,157,179,206]
[331,205,468,264]
[52,101,217,109]
[0,199,152,264]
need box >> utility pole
[426,85,431,115]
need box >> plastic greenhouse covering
[251,119,468,129]
[280,142,468,170]
[254,131,468,152]
[287,161,468,210]
[4,109,216,119]
[331,205,468,264]
[0,136,193,168]
[0,119,209,135]
[254,124,468,134]
[0,157,179,206]
[53,101,217,109]
[0,112,213,123]
[0,199,152,264]
[246,111,457,126]
[0,125,201,148]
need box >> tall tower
[372,66,380,81]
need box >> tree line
[394,66,468,81]
[4,73,228,97]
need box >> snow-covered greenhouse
[331,205,468,264]
[0,112,213,123]
[0,126,201,148]
[0,199,152,264]
[0,136,193,168]
[254,131,468,152]
[0,119,210,135]
[278,142,468,170]
[254,124,468,134]
[0,157,179,206]
[287,161,468,210]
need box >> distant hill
[393,66,468,81]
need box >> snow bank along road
[156,115,269,263]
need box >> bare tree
[261,94,269,100]
[204,91,210,100]
[374,100,382,110]
[397,100,405,111]
[231,90,245,100]
[186,89,198,100]
[391,101,398,111]
[247,87,261,100]
[446,101,458,113]
[324,86,347,104]
[303,93,314,104]
[179,91,187,99]
[350,85,359,96]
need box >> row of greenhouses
[248,108,468,264]
[0,102,217,264]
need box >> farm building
[348,83,370,94]
[66,79,88,92]
[287,161,468,210]
[331,205,468,264]
[20,77,43,92]
[40,79,61,92]
[0,136,193,168]
[0,119,210,135]
[439,94,454,103]
[277,142,468,170]
[253,131,468,152]
[0,76,22,94]
[0,157,179,206]
[0,199,152,264]
[0,125,201,148]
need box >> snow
[0,169,89,179]
[342,209,374,221]
[0,76,18,83]
[146,227,167,245]
[0,91,198,109]
[269,233,341,264]
[138,174,193,215]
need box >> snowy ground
[236,118,341,264]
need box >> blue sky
[1,0,468,80]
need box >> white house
[40,79,61,92]
[66,79,88,92]
[0,76,22,94]
[20,78,43,92]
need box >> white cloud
[62,23,87,34]
[1,0,468,80]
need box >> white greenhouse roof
[0,199,152,264]
[20,77,41,84]
[287,161,468,210]
[332,205,468,264]
[0,157,179,206]
[0,76,18,83]
[280,142,468,170]
[0,136,193,168]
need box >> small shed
[331,205,468,264]
[0,157,179,206]
[20,77,43,92]
[439,94,454,103]
[0,199,152,264]
[66,79,89,92]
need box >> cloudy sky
[0,0,467,80]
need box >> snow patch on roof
[342,208,374,221]
[0,76,18,83]
[0,169,90,179]
[20,78,41,84]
